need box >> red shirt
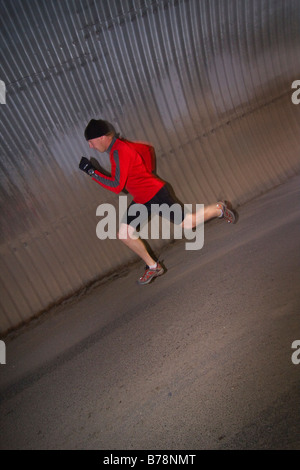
[91,136,164,203]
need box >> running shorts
[122,184,185,228]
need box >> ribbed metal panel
[1,0,300,334]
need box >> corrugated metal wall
[1,0,300,334]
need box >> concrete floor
[0,175,299,450]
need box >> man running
[79,119,235,285]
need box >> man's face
[88,136,108,153]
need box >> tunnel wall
[0,0,300,334]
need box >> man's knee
[118,223,136,241]
[181,212,195,230]
[117,224,128,240]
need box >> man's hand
[79,157,95,175]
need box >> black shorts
[122,185,185,228]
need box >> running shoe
[138,263,165,285]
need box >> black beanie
[84,119,113,140]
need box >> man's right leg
[118,223,157,267]
[118,223,164,285]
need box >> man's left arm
[79,150,130,194]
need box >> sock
[149,262,157,269]
[217,203,224,218]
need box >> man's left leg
[181,203,222,229]
[181,201,236,229]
